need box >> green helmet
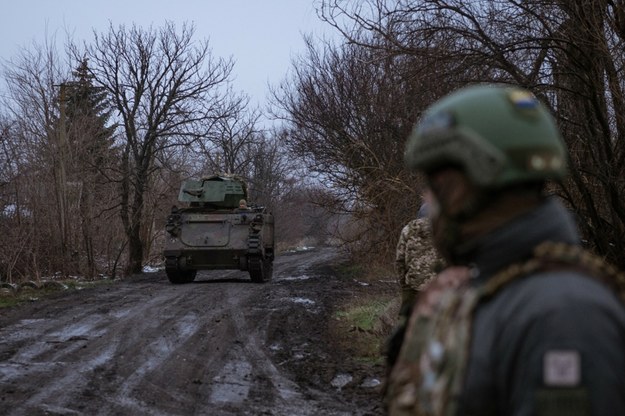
[404,84,567,188]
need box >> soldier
[386,84,625,415]
[395,191,444,318]
[386,192,446,377]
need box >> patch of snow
[361,378,381,388]
[280,275,313,281]
[289,297,315,305]
[284,246,316,253]
[330,373,353,390]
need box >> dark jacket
[457,198,625,415]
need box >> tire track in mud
[82,281,246,415]
[0,247,383,416]
[0,279,240,415]
[202,289,327,416]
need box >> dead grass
[0,279,115,309]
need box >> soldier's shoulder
[405,218,431,233]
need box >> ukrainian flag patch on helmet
[508,89,538,109]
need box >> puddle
[110,308,133,319]
[209,360,252,404]
[0,319,48,343]
[48,319,106,342]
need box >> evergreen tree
[59,58,117,278]
[65,58,116,177]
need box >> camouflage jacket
[395,218,442,292]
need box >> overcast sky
[0,0,341,112]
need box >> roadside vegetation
[276,0,625,270]
[329,262,399,365]
[331,297,397,364]
[0,278,115,308]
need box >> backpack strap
[480,241,625,302]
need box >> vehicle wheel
[249,257,271,283]
[263,259,273,281]
[167,269,197,284]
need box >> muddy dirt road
[0,247,386,415]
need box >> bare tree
[77,22,235,273]
[0,116,29,282]
[271,34,463,262]
[245,132,301,209]
[1,38,76,279]
[199,95,263,175]
[318,0,625,268]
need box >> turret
[178,174,247,209]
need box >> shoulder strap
[480,241,625,302]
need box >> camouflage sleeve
[395,224,410,288]
[402,219,440,291]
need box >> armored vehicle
[163,174,274,284]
